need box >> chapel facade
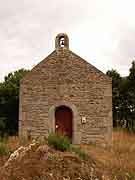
[19,33,112,145]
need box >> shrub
[48,133,71,151]
[0,135,8,143]
[71,146,88,160]
[0,142,9,155]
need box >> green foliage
[107,69,122,126]
[106,69,122,88]
[71,146,88,160]
[0,135,8,143]
[0,69,29,135]
[106,61,135,131]
[0,117,6,135]
[48,133,71,151]
[0,142,9,155]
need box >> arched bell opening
[55,33,69,49]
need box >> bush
[0,135,8,143]
[71,146,88,160]
[0,142,9,155]
[48,133,71,151]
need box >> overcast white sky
[0,0,135,80]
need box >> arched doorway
[55,105,72,140]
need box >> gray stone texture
[19,33,112,146]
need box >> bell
[60,37,65,47]
[61,40,64,46]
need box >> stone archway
[48,101,81,144]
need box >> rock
[36,145,49,160]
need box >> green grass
[0,135,8,143]
[0,142,9,155]
[48,133,71,151]
[71,146,88,160]
[0,136,10,155]
[47,133,88,160]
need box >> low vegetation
[81,128,135,179]
[48,133,88,160]
[71,145,88,160]
[0,136,9,156]
[0,143,9,156]
[48,133,71,151]
[0,129,135,179]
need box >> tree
[106,69,122,126]
[107,62,135,131]
[127,61,135,131]
[0,69,29,136]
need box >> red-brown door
[55,106,72,140]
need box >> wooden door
[55,106,72,140]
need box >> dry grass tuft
[6,136,20,151]
[81,128,135,179]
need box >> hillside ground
[0,129,135,180]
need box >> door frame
[55,105,73,139]
[48,101,81,144]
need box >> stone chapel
[19,33,112,145]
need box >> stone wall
[19,42,112,145]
